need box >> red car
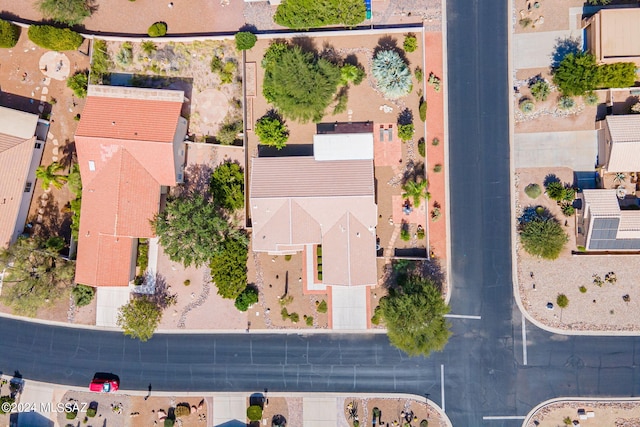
[89,374,119,393]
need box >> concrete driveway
[330,286,368,330]
[303,397,339,427]
[514,130,597,171]
[513,30,582,69]
[213,396,245,427]
[95,287,131,327]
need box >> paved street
[1,2,640,427]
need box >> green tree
[72,284,95,306]
[216,120,242,145]
[0,237,75,316]
[67,71,88,98]
[262,43,341,123]
[210,162,245,211]
[90,39,111,84]
[519,218,568,260]
[117,296,162,341]
[247,405,263,422]
[235,31,257,51]
[234,286,258,311]
[0,19,21,48]
[210,235,249,299]
[27,25,83,51]
[379,275,451,357]
[403,33,418,53]
[598,62,637,89]
[529,79,550,101]
[153,193,244,268]
[372,50,412,99]
[37,0,92,26]
[552,52,599,96]
[545,181,566,201]
[402,179,430,208]
[255,113,289,149]
[274,0,366,29]
[67,163,82,196]
[35,162,67,190]
[340,64,366,86]
[147,22,167,37]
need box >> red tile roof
[74,86,184,287]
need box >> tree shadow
[398,108,413,126]
[319,41,341,65]
[374,35,409,66]
[238,24,258,33]
[27,193,71,243]
[290,36,317,55]
[550,36,581,69]
[58,140,77,170]
[543,173,560,187]
[380,258,446,292]
[147,273,177,310]
[179,163,214,198]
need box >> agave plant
[371,50,412,99]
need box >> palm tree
[35,162,68,190]
[402,179,431,208]
[614,172,626,184]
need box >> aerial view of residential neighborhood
[1,0,640,425]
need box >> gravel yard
[526,400,640,427]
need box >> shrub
[340,64,366,86]
[519,17,532,27]
[289,312,300,323]
[66,409,78,420]
[141,40,156,55]
[209,235,249,300]
[561,203,575,217]
[427,72,441,91]
[598,62,637,89]
[247,405,263,421]
[0,19,20,48]
[211,161,244,211]
[90,39,111,84]
[371,306,381,325]
[28,25,83,51]
[419,97,427,121]
[184,279,190,286]
[524,183,541,199]
[415,66,423,82]
[420,421,428,427]
[432,137,439,146]
[400,227,411,241]
[115,43,133,67]
[280,294,294,306]
[317,300,327,313]
[262,43,341,122]
[281,307,289,320]
[284,254,292,261]
[274,0,365,29]
[584,91,598,106]
[433,163,442,173]
[529,80,550,101]
[37,0,92,26]
[417,226,425,239]
[563,417,572,426]
[418,138,425,157]
[255,113,289,149]
[234,287,258,311]
[579,286,587,293]
[372,50,412,99]
[147,22,167,37]
[519,98,535,114]
[557,294,569,308]
[398,123,414,142]
[557,95,575,110]
[86,407,97,418]
[0,396,14,414]
[174,404,190,418]
[431,206,441,221]
[72,284,95,307]
[304,315,313,326]
[216,120,243,145]
[235,31,257,50]
[519,218,568,260]
[164,419,174,427]
[403,33,418,52]
[67,71,88,98]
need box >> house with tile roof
[0,106,45,248]
[74,85,188,287]
[583,8,640,66]
[598,115,640,173]
[250,130,377,289]
[578,189,640,251]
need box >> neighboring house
[578,189,640,250]
[0,106,45,248]
[250,130,377,287]
[583,8,640,66]
[74,85,187,287]
[597,115,640,173]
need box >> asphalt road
[2,1,640,427]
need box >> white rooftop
[0,106,39,139]
[313,132,374,161]
[583,189,620,217]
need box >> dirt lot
[342,396,448,427]
[516,167,640,332]
[525,400,640,427]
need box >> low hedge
[0,19,20,48]
[147,22,167,37]
[28,25,83,51]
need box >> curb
[6,375,453,427]
[441,0,452,306]
[521,397,640,427]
